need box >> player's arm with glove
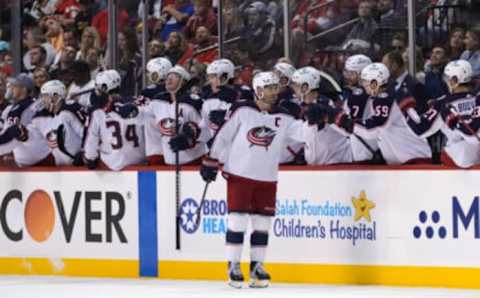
[200,156,220,182]
[169,121,201,152]
[0,122,29,155]
[208,109,227,128]
[325,105,354,134]
[305,103,327,130]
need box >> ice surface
[1,276,479,298]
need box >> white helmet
[207,59,235,82]
[40,80,66,99]
[147,57,173,83]
[291,67,321,93]
[252,71,280,98]
[344,54,372,74]
[444,59,473,84]
[361,63,390,86]
[274,62,296,84]
[95,69,121,93]
[168,65,191,82]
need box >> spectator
[165,31,194,65]
[447,27,465,61]
[391,32,407,53]
[159,0,195,41]
[29,45,48,73]
[382,50,428,113]
[223,0,243,39]
[28,0,61,20]
[52,26,79,65]
[91,6,130,46]
[183,0,217,40]
[149,38,166,59]
[67,60,94,107]
[0,72,8,113]
[44,17,65,53]
[191,26,218,64]
[189,62,207,95]
[240,2,278,67]
[118,27,142,96]
[78,26,102,61]
[50,45,77,80]
[344,0,379,45]
[401,47,426,84]
[378,0,405,27]
[85,47,104,78]
[32,67,50,97]
[0,50,13,76]
[424,46,449,100]
[23,27,56,71]
[460,27,480,79]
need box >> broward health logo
[179,197,227,235]
[413,196,480,239]
[273,190,377,246]
[179,198,200,234]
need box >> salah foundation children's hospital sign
[1,168,480,289]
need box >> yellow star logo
[352,190,376,222]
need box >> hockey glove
[428,98,446,112]
[4,123,29,142]
[200,157,219,182]
[169,122,200,152]
[209,109,227,127]
[305,104,326,127]
[327,107,353,133]
[72,152,84,167]
[84,157,99,170]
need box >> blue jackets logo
[413,196,479,239]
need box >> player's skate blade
[249,262,270,288]
[227,262,244,289]
[228,280,244,289]
[248,278,269,288]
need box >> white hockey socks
[226,213,248,262]
[250,214,271,263]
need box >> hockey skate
[249,261,270,288]
[227,262,244,289]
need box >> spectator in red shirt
[183,0,217,40]
[91,7,130,46]
[191,26,218,64]
[165,31,194,66]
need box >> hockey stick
[194,182,210,228]
[56,124,76,159]
[174,95,181,250]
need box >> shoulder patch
[353,88,364,96]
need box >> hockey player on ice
[199,71,311,289]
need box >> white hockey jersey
[210,101,308,182]
[49,101,87,165]
[84,102,146,171]
[407,92,480,168]
[147,93,207,165]
[351,90,432,164]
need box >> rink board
[0,166,480,288]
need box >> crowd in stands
[0,0,480,170]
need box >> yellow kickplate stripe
[0,258,139,278]
[158,261,480,289]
